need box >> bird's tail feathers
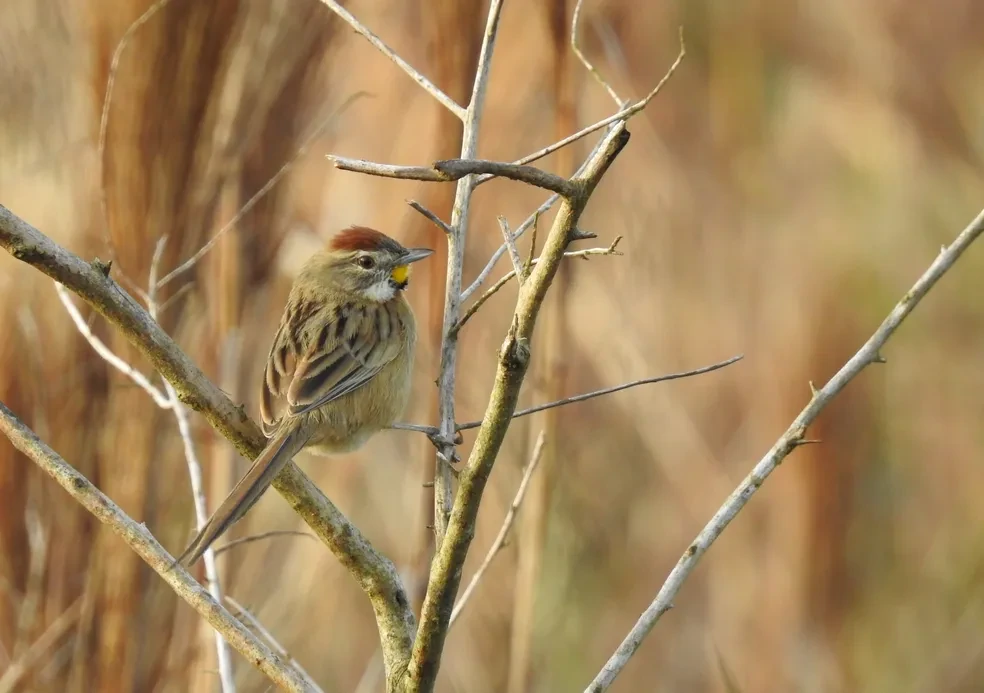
[172,426,309,569]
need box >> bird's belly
[301,351,413,455]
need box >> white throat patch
[362,279,397,303]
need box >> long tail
[173,425,309,568]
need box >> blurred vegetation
[1,0,984,691]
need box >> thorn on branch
[91,258,113,277]
[808,381,819,398]
[792,438,823,447]
[873,353,887,364]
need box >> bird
[174,226,433,567]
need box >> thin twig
[55,284,171,408]
[407,200,452,235]
[498,217,525,282]
[572,0,623,106]
[456,355,742,432]
[474,28,685,185]
[584,206,984,692]
[226,597,324,692]
[149,247,236,693]
[213,530,317,557]
[157,92,369,289]
[0,403,316,692]
[166,382,237,693]
[460,193,562,302]
[457,237,623,331]
[315,0,465,120]
[449,432,547,627]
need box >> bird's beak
[400,247,434,264]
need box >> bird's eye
[356,255,376,269]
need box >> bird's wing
[260,301,403,432]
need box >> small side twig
[213,530,317,557]
[55,284,171,408]
[572,0,623,106]
[449,431,547,627]
[498,217,525,282]
[455,355,743,432]
[583,206,984,692]
[457,237,623,331]
[315,0,466,120]
[407,200,452,235]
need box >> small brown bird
[176,226,433,567]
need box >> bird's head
[309,226,433,302]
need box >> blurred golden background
[2,0,984,691]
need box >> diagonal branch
[315,0,466,120]
[583,206,984,692]
[0,204,416,685]
[0,402,316,693]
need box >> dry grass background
[2,0,984,691]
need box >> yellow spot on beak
[391,265,410,284]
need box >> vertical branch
[410,0,486,600]
[433,0,506,545]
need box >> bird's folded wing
[260,303,402,431]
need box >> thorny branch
[584,206,984,692]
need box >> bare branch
[498,217,525,282]
[584,206,984,692]
[226,597,324,693]
[0,403,317,692]
[328,156,576,196]
[314,0,466,120]
[460,194,562,302]
[572,0,623,106]
[449,431,547,627]
[157,92,370,289]
[434,160,575,196]
[475,28,685,182]
[213,530,317,557]
[55,284,171,409]
[407,200,452,235]
[432,0,507,547]
[456,354,743,432]
[0,205,416,684]
[165,382,236,693]
[328,156,446,181]
[456,237,623,332]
